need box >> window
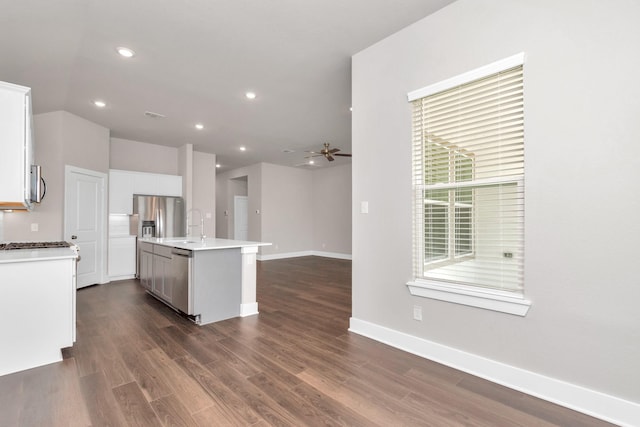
[407,53,530,316]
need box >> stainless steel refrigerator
[130,195,186,277]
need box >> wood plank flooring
[0,256,615,426]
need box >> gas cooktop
[0,241,72,250]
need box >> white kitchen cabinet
[108,170,135,214]
[133,173,158,195]
[109,169,182,214]
[0,250,77,376]
[0,81,34,210]
[156,173,183,196]
[108,236,136,280]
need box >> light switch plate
[360,201,369,214]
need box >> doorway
[64,165,107,288]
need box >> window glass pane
[424,196,447,262]
[455,186,472,256]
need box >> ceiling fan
[306,143,352,162]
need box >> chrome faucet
[186,208,206,241]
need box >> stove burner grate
[0,241,72,250]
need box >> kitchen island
[138,237,269,325]
[0,246,78,376]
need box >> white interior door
[64,166,107,288]
[234,196,248,241]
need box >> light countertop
[139,237,271,251]
[0,247,78,264]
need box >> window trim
[407,53,525,102]
[408,53,529,316]
[406,279,531,316]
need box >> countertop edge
[139,237,271,251]
[0,248,79,264]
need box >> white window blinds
[410,58,524,293]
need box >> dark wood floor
[0,256,614,426]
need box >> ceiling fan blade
[326,154,335,161]
[334,153,352,157]
[328,148,340,154]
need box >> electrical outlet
[413,305,422,321]
[31,223,38,232]
[503,252,513,258]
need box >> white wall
[110,138,179,175]
[351,0,640,419]
[311,164,352,255]
[3,111,109,241]
[260,163,314,256]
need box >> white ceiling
[0,0,455,171]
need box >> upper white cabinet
[109,170,135,214]
[156,173,183,197]
[0,81,34,210]
[133,173,157,195]
[109,169,182,214]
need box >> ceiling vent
[144,111,166,119]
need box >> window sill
[406,279,531,316]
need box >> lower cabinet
[140,242,176,305]
[0,256,76,376]
[153,252,173,303]
[108,236,136,280]
[140,247,153,290]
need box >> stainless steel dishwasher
[171,247,192,314]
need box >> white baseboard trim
[258,250,352,261]
[240,302,259,317]
[349,317,639,427]
[108,274,136,282]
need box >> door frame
[63,165,108,285]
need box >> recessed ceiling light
[216,164,221,168]
[117,47,135,58]
[308,159,315,165]
[239,146,246,151]
[245,92,256,100]
[94,100,106,108]
[195,123,204,130]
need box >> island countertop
[139,237,271,251]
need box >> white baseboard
[349,317,639,427]
[312,251,352,260]
[108,274,136,282]
[240,302,259,317]
[258,250,352,261]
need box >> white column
[239,245,259,316]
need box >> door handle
[71,235,77,240]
